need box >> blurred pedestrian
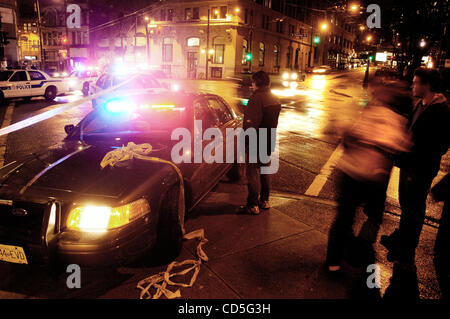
[430,173,449,299]
[381,68,450,264]
[326,81,412,271]
[239,71,281,215]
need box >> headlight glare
[67,198,150,232]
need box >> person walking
[381,68,450,264]
[326,81,412,271]
[240,71,281,215]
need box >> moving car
[0,69,68,105]
[67,68,101,96]
[311,65,332,74]
[0,91,242,268]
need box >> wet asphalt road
[0,67,448,299]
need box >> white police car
[0,69,68,104]
[67,68,101,96]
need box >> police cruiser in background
[0,69,69,105]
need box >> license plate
[0,244,28,264]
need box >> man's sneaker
[238,205,260,215]
[259,200,270,210]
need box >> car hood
[0,140,174,204]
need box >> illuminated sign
[375,52,387,62]
[187,37,200,47]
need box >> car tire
[226,162,244,183]
[44,86,57,101]
[154,185,184,263]
[23,97,32,102]
[82,82,89,96]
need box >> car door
[27,70,48,96]
[205,96,238,173]
[188,97,224,203]
[8,71,31,97]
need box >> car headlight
[291,73,298,80]
[67,198,150,232]
[282,72,289,80]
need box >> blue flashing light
[104,99,136,114]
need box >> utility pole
[206,8,210,80]
[36,0,45,70]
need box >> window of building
[185,8,192,20]
[187,37,200,47]
[162,37,173,62]
[193,7,199,19]
[276,20,283,33]
[289,24,295,36]
[245,8,248,24]
[214,44,225,64]
[259,42,265,66]
[212,6,227,19]
[168,9,174,21]
[262,15,269,30]
[286,46,292,68]
[273,44,280,67]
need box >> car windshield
[113,74,163,91]
[73,94,191,144]
[0,71,13,81]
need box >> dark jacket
[402,93,449,178]
[431,173,450,202]
[243,86,281,158]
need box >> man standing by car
[381,68,450,264]
[240,71,281,215]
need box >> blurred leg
[326,173,361,266]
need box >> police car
[0,69,68,105]
[90,71,166,108]
[67,68,101,96]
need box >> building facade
[39,0,90,73]
[0,0,19,68]
[17,17,41,67]
[91,0,321,79]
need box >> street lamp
[320,23,328,31]
[419,39,426,48]
[235,8,240,13]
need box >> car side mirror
[65,124,75,135]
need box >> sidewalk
[100,181,441,299]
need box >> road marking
[0,103,15,166]
[304,144,343,196]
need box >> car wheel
[226,162,244,183]
[154,185,184,262]
[44,86,57,101]
[82,82,89,96]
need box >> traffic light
[313,36,320,44]
[368,55,373,61]
[245,52,252,61]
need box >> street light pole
[36,0,45,70]
[206,8,210,80]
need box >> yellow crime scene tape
[99,142,209,299]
